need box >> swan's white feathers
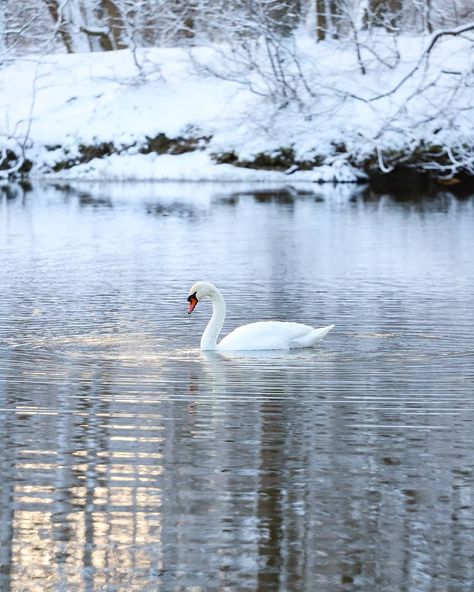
[218,321,315,351]
[188,280,334,351]
[188,281,214,300]
[288,324,335,348]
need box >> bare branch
[370,21,474,102]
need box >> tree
[0,0,6,56]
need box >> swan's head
[187,281,217,314]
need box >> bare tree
[0,0,6,56]
[43,0,78,52]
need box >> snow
[46,150,359,182]
[1,31,473,182]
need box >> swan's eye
[187,292,197,303]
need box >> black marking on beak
[187,292,198,314]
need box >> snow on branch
[370,22,474,102]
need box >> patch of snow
[45,150,362,183]
[1,32,473,181]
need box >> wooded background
[2,0,473,56]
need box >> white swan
[187,281,334,351]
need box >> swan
[187,281,334,351]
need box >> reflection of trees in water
[0,348,116,590]
[0,330,165,590]
[1,180,474,589]
[222,187,316,206]
[361,170,474,211]
[0,374,15,592]
[2,181,472,219]
[51,183,114,209]
[359,188,465,213]
[1,340,473,590]
[190,352,474,590]
[0,182,31,203]
[145,202,204,219]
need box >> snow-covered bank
[1,32,473,183]
[42,151,360,183]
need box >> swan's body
[187,281,334,351]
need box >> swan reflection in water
[196,346,331,411]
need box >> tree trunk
[43,0,76,53]
[324,0,334,38]
[425,0,433,33]
[0,0,6,55]
[316,0,327,41]
[101,0,127,49]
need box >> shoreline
[2,138,474,196]
[3,168,473,205]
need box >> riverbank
[1,34,473,185]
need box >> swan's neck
[200,288,226,351]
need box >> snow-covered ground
[1,31,473,182]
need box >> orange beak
[187,295,198,314]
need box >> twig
[370,22,474,102]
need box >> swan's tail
[290,324,335,348]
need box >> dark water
[0,181,473,592]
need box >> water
[0,181,473,592]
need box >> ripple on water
[1,183,474,591]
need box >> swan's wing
[218,321,318,351]
[289,324,335,348]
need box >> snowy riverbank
[1,32,473,183]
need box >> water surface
[1,182,473,591]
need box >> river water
[0,181,473,592]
